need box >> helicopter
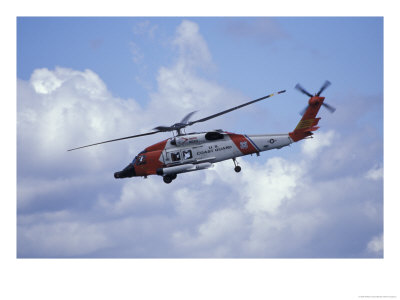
[68,81,335,184]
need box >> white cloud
[30,68,64,94]
[242,157,304,215]
[365,164,383,180]
[173,20,212,70]
[301,130,337,157]
[18,219,109,257]
[197,208,245,244]
[205,156,304,215]
[18,67,147,174]
[173,187,205,217]
[132,20,158,38]
[18,176,90,211]
[147,21,243,130]
[112,177,171,215]
[129,41,144,64]
[172,207,247,257]
[366,233,383,256]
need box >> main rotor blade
[316,80,331,96]
[180,110,197,124]
[67,130,160,151]
[188,90,286,126]
[153,126,174,132]
[295,84,313,97]
[153,111,198,132]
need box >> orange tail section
[289,96,325,142]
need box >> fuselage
[114,130,293,179]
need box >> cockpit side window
[171,151,181,162]
[135,155,146,165]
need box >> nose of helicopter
[114,163,136,179]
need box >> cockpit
[114,150,147,179]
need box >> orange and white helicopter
[68,81,335,184]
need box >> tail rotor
[316,80,331,96]
[295,83,313,98]
[296,80,335,115]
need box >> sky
[16,17,384,260]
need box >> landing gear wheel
[163,175,173,184]
[232,158,241,173]
[170,174,177,180]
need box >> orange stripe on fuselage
[135,150,164,176]
[227,133,258,155]
[135,139,169,176]
[145,139,169,152]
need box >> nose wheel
[233,158,241,173]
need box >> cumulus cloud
[301,130,337,157]
[168,140,382,258]
[148,20,243,128]
[18,67,146,175]
[173,208,246,257]
[17,20,383,258]
[18,217,109,257]
[171,157,306,257]
[242,157,303,215]
[172,20,212,70]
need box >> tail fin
[289,96,324,142]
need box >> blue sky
[18,17,383,98]
[17,17,383,261]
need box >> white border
[4,1,399,299]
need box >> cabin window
[171,151,181,162]
[182,149,193,160]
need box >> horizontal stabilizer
[289,117,321,142]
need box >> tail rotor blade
[316,80,331,96]
[295,83,313,97]
[322,102,336,113]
